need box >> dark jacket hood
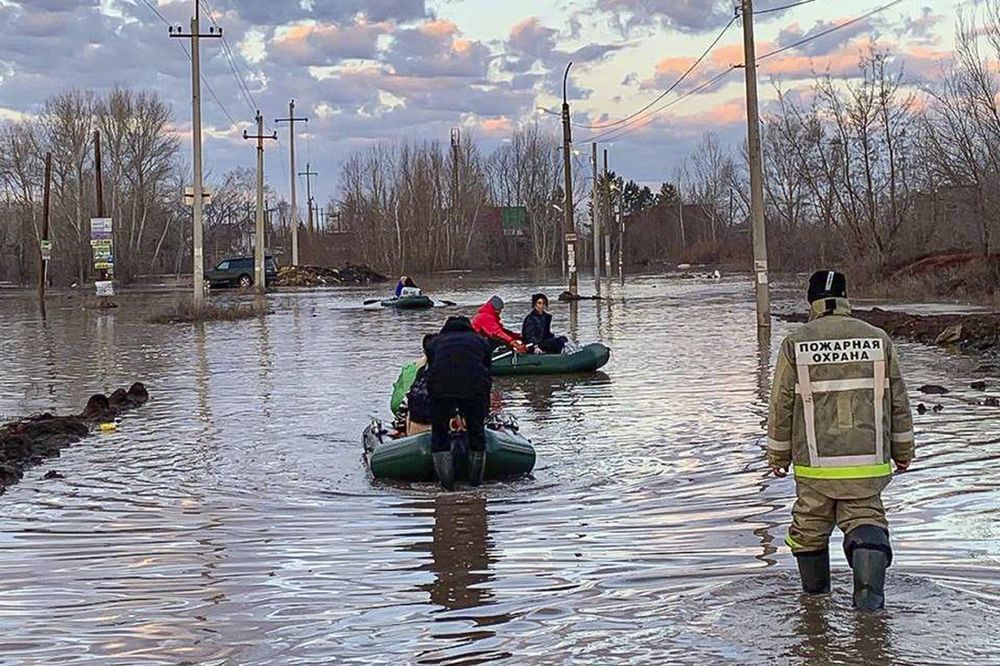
[440,315,474,334]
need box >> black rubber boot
[794,548,831,594]
[468,451,486,487]
[432,451,455,491]
[844,525,892,611]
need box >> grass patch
[149,298,272,324]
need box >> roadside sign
[90,217,112,240]
[95,280,114,297]
[565,233,577,243]
[40,240,52,261]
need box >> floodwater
[0,273,998,665]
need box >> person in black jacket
[521,293,568,354]
[426,316,493,489]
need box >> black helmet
[807,270,847,303]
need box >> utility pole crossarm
[275,100,309,266]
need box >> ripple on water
[0,277,997,664]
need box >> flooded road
[0,274,998,665]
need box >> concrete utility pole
[561,62,578,296]
[450,127,460,264]
[274,100,308,266]
[591,142,601,294]
[169,3,221,310]
[299,163,318,235]
[603,149,611,276]
[243,111,277,292]
[678,197,686,250]
[740,0,772,328]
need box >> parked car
[205,256,278,289]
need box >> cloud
[270,20,392,66]
[775,16,885,57]
[592,0,804,36]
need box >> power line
[139,0,241,126]
[573,14,739,130]
[580,0,912,144]
[757,0,819,15]
[759,0,907,60]
[585,67,740,144]
[198,0,259,115]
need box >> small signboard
[40,240,52,261]
[90,217,112,240]
[95,280,115,297]
[183,187,213,206]
[565,233,578,243]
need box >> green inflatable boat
[491,342,610,376]
[363,423,536,482]
[381,294,434,309]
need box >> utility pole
[169,3,222,311]
[561,62,578,296]
[38,152,52,303]
[678,197,686,250]
[243,110,277,292]
[274,100,308,266]
[450,127,460,265]
[94,129,110,299]
[603,149,611,276]
[299,163,318,235]
[591,141,601,294]
[740,0,772,328]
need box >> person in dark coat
[521,293,568,354]
[426,316,493,489]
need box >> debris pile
[0,382,149,495]
[275,263,388,287]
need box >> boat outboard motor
[844,525,892,611]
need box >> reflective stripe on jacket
[767,297,915,498]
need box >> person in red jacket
[472,296,527,353]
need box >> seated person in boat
[471,295,527,353]
[426,316,493,488]
[521,293,568,354]
[390,334,435,435]
[394,275,421,297]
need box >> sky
[0,0,961,206]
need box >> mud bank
[781,308,1000,360]
[0,382,149,495]
[275,263,388,287]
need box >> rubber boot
[794,548,831,594]
[432,451,455,491]
[468,451,486,487]
[844,525,892,611]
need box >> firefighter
[767,270,915,611]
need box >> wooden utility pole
[243,110,277,292]
[274,100,308,266]
[591,141,601,294]
[741,0,772,328]
[561,62,578,296]
[450,127,460,265]
[299,163,318,235]
[169,2,222,310]
[38,152,52,303]
[94,130,105,218]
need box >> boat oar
[436,299,457,307]
[363,298,384,305]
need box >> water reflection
[790,599,894,665]
[421,493,496,614]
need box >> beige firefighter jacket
[767,297,915,499]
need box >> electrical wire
[199,0,259,116]
[138,0,241,126]
[758,0,907,60]
[756,0,819,16]
[580,0,912,144]
[572,14,738,130]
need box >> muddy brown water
[0,274,998,665]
